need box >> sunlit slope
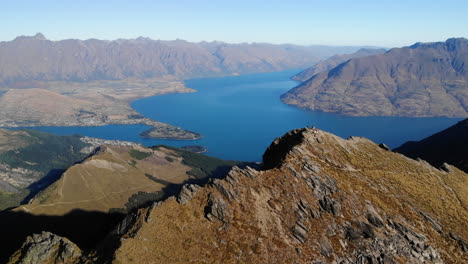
[16,144,239,215]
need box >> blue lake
[14,70,462,161]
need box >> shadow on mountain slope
[122,163,258,213]
[20,168,66,205]
[0,209,125,263]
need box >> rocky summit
[8,232,83,264]
[7,127,467,263]
[282,38,468,117]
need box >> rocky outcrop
[282,38,468,117]
[177,184,201,205]
[262,128,308,169]
[205,192,229,224]
[8,232,83,264]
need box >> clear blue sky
[2,0,467,47]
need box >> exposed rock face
[7,128,468,263]
[292,48,386,82]
[177,184,201,205]
[395,118,468,173]
[282,38,468,117]
[8,232,82,264]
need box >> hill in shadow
[0,209,125,263]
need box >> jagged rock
[212,180,237,201]
[440,162,452,172]
[319,196,341,215]
[450,232,468,252]
[287,165,301,178]
[302,163,321,174]
[296,199,311,219]
[242,166,258,179]
[292,222,309,243]
[378,143,391,151]
[262,128,307,169]
[319,236,333,257]
[177,184,201,205]
[345,221,375,241]
[205,192,229,224]
[145,202,162,223]
[8,232,82,264]
[419,211,442,234]
[307,175,338,197]
[366,203,384,228]
[112,212,138,236]
[345,226,362,241]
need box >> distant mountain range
[395,118,468,172]
[282,38,468,117]
[292,48,387,82]
[0,33,370,86]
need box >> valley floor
[0,77,201,140]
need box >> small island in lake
[180,145,207,153]
[140,126,202,140]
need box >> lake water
[15,70,462,161]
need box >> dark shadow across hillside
[20,168,66,204]
[0,209,125,263]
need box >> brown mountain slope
[395,118,468,173]
[14,145,193,215]
[0,34,369,85]
[282,38,468,117]
[14,143,242,216]
[10,127,466,263]
[292,48,387,82]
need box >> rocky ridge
[8,127,467,263]
[8,232,83,264]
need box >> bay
[14,70,462,161]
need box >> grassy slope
[0,129,90,210]
[122,145,247,212]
